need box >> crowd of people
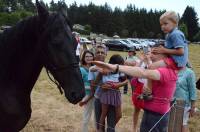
[74,11,198,132]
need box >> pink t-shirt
[144,67,177,114]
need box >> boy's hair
[160,11,179,25]
[109,54,124,65]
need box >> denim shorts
[140,109,169,132]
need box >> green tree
[0,0,6,12]
[181,6,199,41]
[179,23,188,38]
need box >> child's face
[160,18,177,33]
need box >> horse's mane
[0,16,39,80]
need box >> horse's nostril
[71,92,83,100]
[71,92,77,98]
[67,91,85,104]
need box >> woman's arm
[152,45,184,56]
[92,61,161,81]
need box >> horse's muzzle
[66,90,85,104]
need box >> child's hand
[79,101,87,106]
[138,53,145,61]
[100,69,110,75]
[152,45,167,54]
[90,66,102,72]
[125,60,136,66]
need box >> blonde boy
[139,11,188,100]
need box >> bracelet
[112,64,119,74]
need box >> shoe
[143,93,153,100]
[137,93,153,100]
[137,94,144,100]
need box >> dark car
[105,39,132,51]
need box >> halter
[37,13,78,94]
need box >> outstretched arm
[92,61,160,81]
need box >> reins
[46,68,63,94]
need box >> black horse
[0,1,84,131]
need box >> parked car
[128,38,145,48]
[104,39,132,51]
[120,39,141,50]
[80,37,91,44]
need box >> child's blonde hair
[160,11,179,26]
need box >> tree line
[0,0,200,41]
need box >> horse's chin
[64,89,85,104]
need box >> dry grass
[22,44,200,132]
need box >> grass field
[22,44,200,132]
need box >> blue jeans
[94,98,116,132]
[140,109,169,132]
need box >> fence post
[168,99,185,132]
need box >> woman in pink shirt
[92,46,177,132]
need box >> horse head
[36,0,85,104]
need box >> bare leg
[182,125,189,132]
[133,107,141,132]
[99,103,109,132]
[115,105,122,125]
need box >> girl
[95,54,126,132]
[79,50,95,132]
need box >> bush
[0,11,33,26]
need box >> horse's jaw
[58,69,85,104]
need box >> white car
[120,39,140,50]
[80,37,91,44]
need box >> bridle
[37,13,79,94]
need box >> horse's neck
[0,16,43,94]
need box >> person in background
[174,65,197,132]
[75,33,82,62]
[131,49,152,132]
[92,45,178,132]
[123,47,140,94]
[90,39,97,54]
[79,50,95,132]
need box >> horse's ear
[59,7,68,19]
[59,7,73,30]
[36,0,49,20]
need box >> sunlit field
[22,44,200,132]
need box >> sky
[43,0,200,22]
